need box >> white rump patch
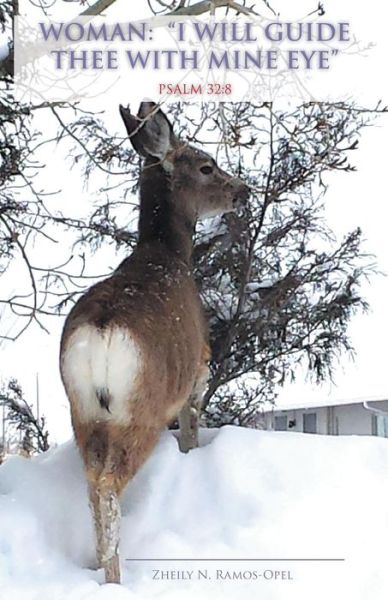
[61,325,141,423]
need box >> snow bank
[1,427,388,599]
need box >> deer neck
[137,162,194,263]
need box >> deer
[59,101,250,585]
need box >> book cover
[0,0,387,598]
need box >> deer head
[119,101,250,222]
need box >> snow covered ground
[1,426,388,600]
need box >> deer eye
[200,165,213,175]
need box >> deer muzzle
[232,181,251,208]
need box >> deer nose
[233,182,251,207]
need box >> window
[274,415,288,431]
[375,415,388,438]
[303,412,317,434]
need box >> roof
[262,395,388,413]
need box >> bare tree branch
[0,379,49,454]
[80,0,119,16]
[0,0,120,75]
[170,0,259,17]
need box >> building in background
[261,398,388,437]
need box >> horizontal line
[125,558,345,562]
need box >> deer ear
[119,101,177,160]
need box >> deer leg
[84,422,161,584]
[80,423,121,583]
[88,478,121,583]
[178,401,197,453]
[88,482,104,568]
[178,365,209,453]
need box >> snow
[1,426,388,599]
[0,44,9,62]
